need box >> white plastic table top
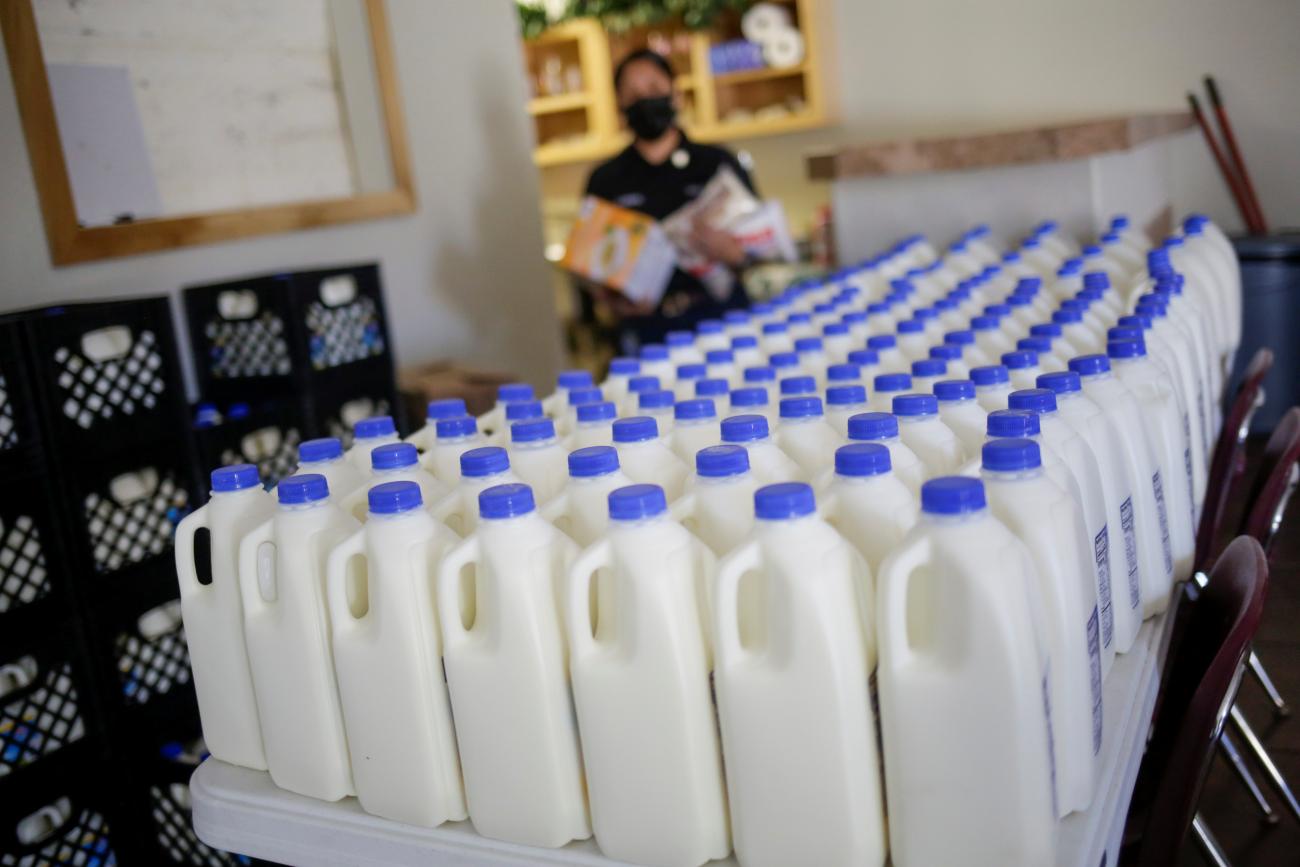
[191,615,1168,867]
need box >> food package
[563,196,677,307]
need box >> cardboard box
[563,197,677,307]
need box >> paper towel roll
[741,2,792,44]
[761,27,805,69]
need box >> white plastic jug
[568,400,617,450]
[600,357,641,409]
[980,440,1101,816]
[821,444,918,573]
[639,345,676,390]
[670,398,722,466]
[421,416,486,486]
[934,380,988,459]
[506,418,568,504]
[174,464,273,770]
[721,414,804,485]
[1003,350,1045,392]
[637,389,677,437]
[714,482,886,867]
[760,322,796,358]
[437,483,590,847]
[825,385,869,439]
[561,388,607,439]
[567,485,730,867]
[238,474,359,800]
[731,335,765,371]
[729,386,777,430]
[346,416,400,472]
[868,372,912,414]
[295,437,365,501]
[846,412,925,497]
[341,442,446,523]
[666,332,706,368]
[405,398,468,452]
[867,335,909,375]
[674,364,709,403]
[612,417,689,501]
[706,349,741,390]
[893,393,965,476]
[909,358,948,395]
[670,444,757,556]
[622,375,663,419]
[478,383,535,443]
[541,445,636,547]
[544,370,596,424]
[876,477,1056,867]
[776,396,843,479]
[431,446,521,536]
[324,481,465,826]
[971,365,1013,413]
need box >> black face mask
[623,96,676,141]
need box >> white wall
[0,0,563,392]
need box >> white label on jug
[1152,472,1173,576]
[1119,497,1140,609]
[1093,525,1114,649]
[1041,664,1059,819]
[1087,606,1103,755]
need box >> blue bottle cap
[1017,276,1043,294]
[1082,272,1110,293]
[794,337,824,353]
[744,365,776,383]
[640,343,669,361]
[696,378,729,397]
[780,396,824,419]
[970,315,999,332]
[823,323,849,337]
[1030,322,1062,338]
[814,302,836,315]
[628,375,661,393]
[983,303,1011,317]
[558,369,594,389]
[506,400,544,421]
[479,483,535,519]
[889,278,914,294]
[675,398,716,420]
[666,330,694,348]
[1135,302,1167,320]
[426,398,467,421]
[827,363,861,382]
[1118,314,1153,331]
[987,409,1040,438]
[725,310,751,325]
[897,319,925,334]
[706,349,735,365]
[847,412,898,441]
[730,387,769,408]
[874,372,912,392]
[1057,258,1083,277]
[780,376,817,396]
[1163,236,1186,249]
[355,416,396,439]
[678,363,707,381]
[732,335,759,349]
[212,463,260,493]
[371,442,419,470]
[436,416,477,438]
[827,385,867,406]
[609,484,667,521]
[696,444,749,478]
[912,358,946,378]
[511,418,557,443]
[1001,350,1038,370]
[893,393,939,417]
[755,482,816,520]
[1107,338,1146,359]
[498,383,534,403]
[866,302,891,315]
[1017,337,1053,355]
[769,351,799,369]
[929,345,962,362]
[867,335,897,350]
[1068,354,1111,376]
[835,443,890,477]
[921,476,986,515]
[1111,214,1131,229]
[639,389,675,410]
[568,446,618,477]
[762,322,789,335]
[982,438,1042,472]
[934,379,975,401]
[1037,371,1082,394]
[613,416,658,443]
[697,319,724,335]
[721,414,770,443]
[367,480,422,515]
[945,330,975,347]
[1002,250,1022,264]
[279,473,329,505]
[576,401,616,423]
[847,349,880,367]
[970,365,1009,386]
[1006,294,1033,309]
[568,387,604,406]
[1106,326,1143,343]
[609,357,641,375]
[299,437,343,463]
[914,306,938,321]
[461,446,510,477]
[1008,388,1057,414]
[788,312,812,324]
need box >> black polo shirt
[583,130,757,346]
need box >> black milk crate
[192,402,304,490]
[183,263,393,405]
[0,760,124,867]
[0,319,46,478]
[17,298,189,455]
[0,474,76,646]
[302,358,403,446]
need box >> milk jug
[561,387,606,438]
[431,446,520,536]
[1037,371,1143,654]
[422,416,486,486]
[847,348,882,383]
[671,444,758,556]
[600,357,641,409]
[1070,355,1175,617]
[760,322,795,357]
[324,481,465,826]
[544,370,595,421]
[503,399,545,433]
[612,417,689,500]
[238,474,359,800]
[566,485,730,867]
[981,440,1101,816]
[721,414,804,485]
[895,319,931,364]
[821,444,918,573]
[406,398,468,452]
[934,380,988,458]
[174,464,272,770]
[876,477,1056,867]
[906,359,944,396]
[479,383,535,442]
[623,375,662,418]
[569,400,617,450]
[846,412,925,497]
[341,442,446,522]
[667,331,706,367]
[1107,338,1195,582]
[507,418,568,504]
[970,364,1013,412]
[731,336,765,371]
[768,352,801,389]
[776,396,843,478]
[726,310,759,339]
[820,324,854,365]
[637,389,677,437]
[670,398,722,465]
[1003,350,1045,391]
[826,362,865,390]
[437,483,590,847]
[867,334,908,374]
[714,482,885,867]
[729,386,777,429]
[541,446,633,546]
[893,393,965,476]
[674,364,708,403]
[943,329,991,370]
[638,345,675,389]
[296,437,365,500]
[706,349,741,390]
[1009,389,1118,676]
[1017,337,1068,373]
[695,378,731,405]
[778,376,817,399]
[971,315,1015,363]
[868,372,912,414]
[346,416,400,472]
[826,385,869,438]
[697,319,730,352]
[1053,307,1101,357]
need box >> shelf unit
[522,0,828,168]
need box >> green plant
[518,0,754,39]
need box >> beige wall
[541,0,1300,245]
[0,0,563,392]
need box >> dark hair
[613,48,674,92]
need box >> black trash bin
[1229,233,1300,435]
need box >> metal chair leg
[1219,730,1278,824]
[1193,813,1233,867]
[1248,651,1291,718]
[1230,704,1300,823]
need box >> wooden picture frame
[0,0,416,265]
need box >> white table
[192,617,1167,867]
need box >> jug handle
[879,536,932,666]
[430,489,460,524]
[325,529,367,634]
[173,504,209,599]
[714,539,761,665]
[237,518,276,618]
[340,486,368,524]
[567,539,611,661]
[436,534,481,651]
